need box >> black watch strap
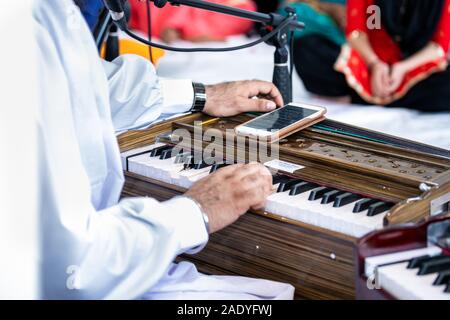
[191,82,207,112]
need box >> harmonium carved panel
[118,112,450,300]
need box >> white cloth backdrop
[156,36,450,150]
[0,1,39,299]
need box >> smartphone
[235,103,326,141]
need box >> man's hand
[185,163,273,234]
[203,80,284,117]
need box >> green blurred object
[280,1,346,46]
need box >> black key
[367,202,394,217]
[308,187,333,201]
[174,152,191,164]
[433,269,450,286]
[333,192,361,208]
[446,283,450,293]
[159,147,181,160]
[321,190,344,204]
[272,174,291,186]
[149,145,173,157]
[192,158,217,170]
[408,255,434,269]
[183,154,202,170]
[209,163,229,174]
[418,256,450,276]
[191,162,209,170]
[183,154,214,170]
[353,198,378,213]
[277,179,303,193]
[290,182,319,196]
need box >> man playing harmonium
[35,0,294,299]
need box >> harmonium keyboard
[356,214,450,300]
[118,112,450,299]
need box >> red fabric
[335,0,450,104]
[128,0,256,40]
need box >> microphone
[100,0,302,103]
[103,0,127,30]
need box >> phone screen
[244,105,318,132]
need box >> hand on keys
[185,163,273,234]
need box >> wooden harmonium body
[118,112,450,299]
[356,214,450,300]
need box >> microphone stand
[94,7,113,51]
[150,0,303,104]
[94,2,131,61]
[94,8,120,61]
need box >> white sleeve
[39,130,209,300]
[160,78,195,114]
[34,4,208,299]
[38,114,208,300]
[120,196,208,255]
[102,55,194,132]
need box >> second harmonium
[118,112,450,300]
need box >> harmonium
[117,112,450,300]
[356,214,450,300]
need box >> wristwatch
[191,82,207,112]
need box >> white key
[365,246,442,278]
[175,166,212,189]
[124,143,180,184]
[126,146,213,189]
[128,156,174,184]
[266,189,386,237]
[120,143,165,170]
[378,261,450,300]
[123,146,390,237]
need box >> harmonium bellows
[118,113,450,300]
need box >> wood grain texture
[123,173,356,300]
[188,213,355,300]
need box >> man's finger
[247,80,284,107]
[237,97,277,113]
[212,163,244,177]
[232,163,265,180]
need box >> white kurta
[34,0,294,300]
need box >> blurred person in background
[292,0,450,112]
[73,0,104,30]
[282,0,348,100]
[128,0,257,43]
[254,0,279,14]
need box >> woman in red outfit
[294,0,450,112]
[128,0,256,43]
